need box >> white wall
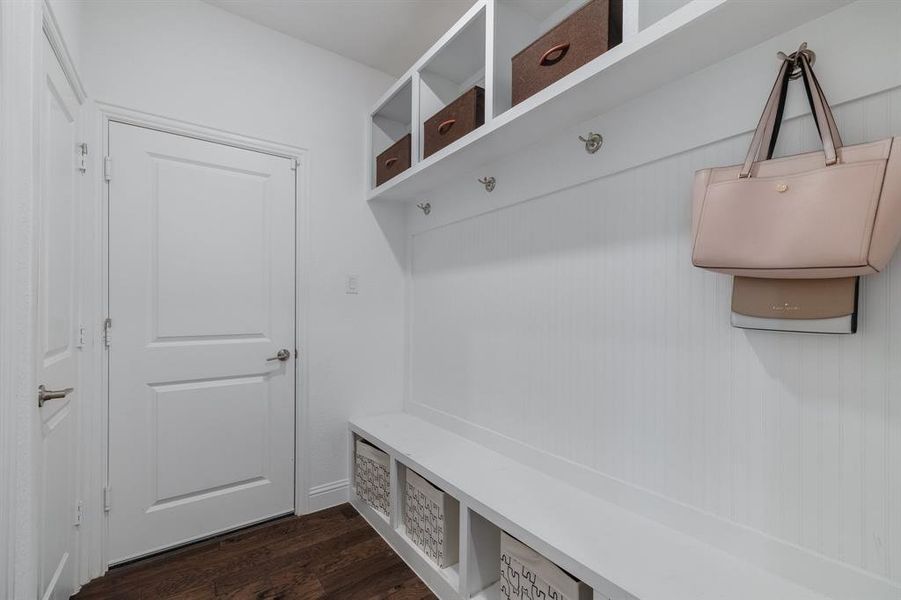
[77,0,407,508]
[406,2,901,597]
[638,0,690,29]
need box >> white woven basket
[500,532,591,600]
[403,469,459,568]
[354,439,390,517]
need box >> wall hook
[478,176,496,192]
[416,202,431,216]
[579,132,603,154]
[777,41,815,80]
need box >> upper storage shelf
[366,0,851,203]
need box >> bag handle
[798,52,843,158]
[740,44,843,178]
[739,59,792,178]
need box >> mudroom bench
[348,413,829,600]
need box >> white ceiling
[204,0,479,77]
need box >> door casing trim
[0,2,43,598]
[87,101,311,576]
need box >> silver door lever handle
[266,349,291,362]
[38,385,74,408]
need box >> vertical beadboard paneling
[410,88,901,585]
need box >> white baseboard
[307,479,349,513]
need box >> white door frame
[0,1,42,597]
[1,2,89,596]
[83,102,312,575]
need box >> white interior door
[107,122,296,563]
[37,35,81,600]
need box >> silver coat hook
[478,176,496,192]
[777,41,815,80]
[579,132,603,154]
[416,202,431,215]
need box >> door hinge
[78,143,88,173]
[290,158,298,172]
[77,325,87,349]
[74,501,83,526]
[103,317,112,348]
[103,487,111,512]
[104,156,112,181]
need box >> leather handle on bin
[539,42,570,66]
[384,157,398,168]
[437,119,456,136]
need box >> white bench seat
[350,412,831,600]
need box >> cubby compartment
[499,532,592,600]
[370,78,413,189]
[465,511,591,600]
[418,6,487,161]
[395,463,461,590]
[403,467,460,568]
[492,0,622,117]
[352,435,391,520]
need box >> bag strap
[740,44,843,178]
[798,52,843,160]
[739,59,792,178]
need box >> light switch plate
[345,274,359,295]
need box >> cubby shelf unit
[370,78,413,189]
[349,413,831,600]
[366,0,850,203]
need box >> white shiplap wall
[408,3,901,594]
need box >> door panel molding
[85,102,309,575]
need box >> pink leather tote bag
[691,45,901,278]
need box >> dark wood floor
[73,504,436,600]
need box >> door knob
[266,349,291,362]
[38,385,74,408]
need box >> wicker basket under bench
[354,438,390,517]
[500,532,591,600]
[403,468,460,569]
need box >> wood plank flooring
[73,504,437,600]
